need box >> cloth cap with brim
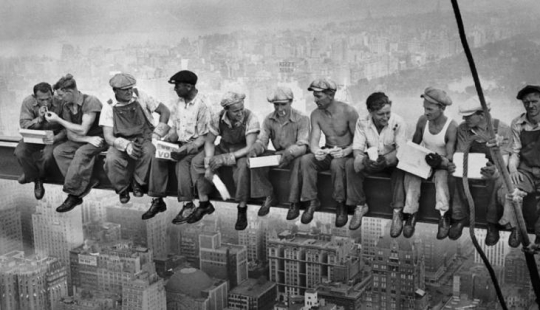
[307,78,337,92]
[421,87,452,106]
[459,97,491,116]
[221,91,246,108]
[516,85,540,100]
[267,86,294,103]
[109,73,136,89]
[168,70,198,85]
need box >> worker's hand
[87,136,104,148]
[329,147,345,159]
[44,111,60,123]
[278,149,295,168]
[204,168,214,181]
[38,106,48,120]
[447,161,456,174]
[510,170,525,185]
[152,133,161,141]
[171,146,188,161]
[314,149,327,161]
[353,156,365,173]
[209,153,236,170]
[126,141,142,160]
[163,132,179,143]
[480,162,498,180]
[425,153,443,168]
[248,143,265,158]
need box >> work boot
[403,213,418,238]
[132,181,144,198]
[335,202,348,228]
[34,179,45,200]
[142,198,166,220]
[119,189,130,204]
[508,228,521,248]
[349,204,369,230]
[390,209,404,238]
[172,202,195,225]
[187,201,215,224]
[485,223,500,246]
[437,212,451,240]
[56,195,83,213]
[448,218,468,240]
[301,199,320,224]
[235,206,248,231]
[258,194,277,217]
[286,203,301,220]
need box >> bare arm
[309,112,322,154]
[52,112,97,136]
[103,126,115,146]
[412,116,426,145]
[204,132,217,159]
[233,133,258,159]
[343,107,359,156]
[154,103,170,124]
[444,121,458,161]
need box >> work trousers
[250,150,302,203]
[148,153,197,202]
[53,140,108,196]
[299,153,349,203]
[14,140,61,181]
[451,177,504,224]
[345,158,405,209]
[104,140,155,194]
[403,170,450,214]
[191,149,250,203]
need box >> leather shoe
[436,213,451,240]
[187,201,215,224]
[301,199,320,224]
[258,194,277,217]
[403,213,418,238]
[508,228,521,248]
[235,206,248,230]
[286,203,301,220]
[335,202,348,228]
[132,181,144,198]
[485,223,500,246]
[34,179,45,200]
[56,195,83,213]
[390,209,404,238]
[119,190,130,204]
[142,198,167,220]
[448,218,468,240]
[349,204,369,231]
[172,202,195,224]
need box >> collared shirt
[99,88,160,127]
[510,113,540,155]
[209,109,260,137]
[19,94,64,132]
[256,108,310,151]
[352,113,407,158]
[456,118,512,156]
[168,93,211,143]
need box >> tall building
[121,268,167,310]
[267,230,362,300]
[105,202,168,259]
[0,206,22,255]
[199,231,248,289]
[238,220,267,263]
[0,251,68,310]
[70,240,154,297]
[165,267,228,310]
[171,218,218,266]
[368,236,427,310]
[414,224,457,284]
[474,228,510,278]
[228,277,277,310]
[361,218,386,262]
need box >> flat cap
[109,73,136,89]
[267,86,294,103]
[459,97,491,116]
[421,87,452,106]
[221,91,246,108]
[307,78,337,92]
[516,85,540,100]
[168,70,198,85]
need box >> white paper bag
[248,155,282,168]
[452,152,488,179]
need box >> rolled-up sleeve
[98,103,114,127]
[245,113,260,136]
[352,118,367,152]
[195,102,211,137]
[510,118,522,156]
[394,117,408,151]
[209,113,221,136]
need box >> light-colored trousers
[403,170,450,214]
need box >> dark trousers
[345,158,405,208]
[191,149,250,203]
[14,140,61,181]
[104,140,155,194]
[451,177,504,224]
[148,153,197,201]
[299,153,349,203]
[53,140,108,196]
[250,150,302,203]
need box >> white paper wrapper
[212,174,231,200]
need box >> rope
[462,139,508,310]
[450,0,540,307]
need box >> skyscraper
[121,268,167,310]
[361,218,386,262]
[0,207,22,256]
[228,277,277,310]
